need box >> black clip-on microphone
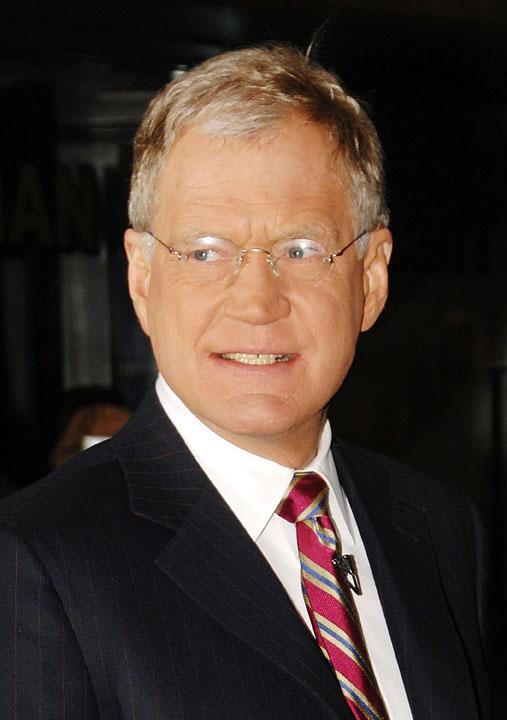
[332,554,362,595]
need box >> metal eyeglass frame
[144,229,368,277]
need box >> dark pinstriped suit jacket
[0,390,490,719]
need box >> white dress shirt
[156,374,413,719]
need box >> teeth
[221,353,291,365]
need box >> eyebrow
[170,228,232,246]
[170,223,342,248]
[277,224,342,244]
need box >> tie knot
[276,472,328,524]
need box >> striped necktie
[277,471,388,720]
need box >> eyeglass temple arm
[146,231,183,259]
[328,229,368,261]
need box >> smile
[220,353,292,365]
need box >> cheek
[146,271,183,355]
[307,274,364,335]
[321,310,359,367]
[146,272,218,359]
[334,269,366,333]
[308,282,364,372]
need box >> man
[0,47,490,719]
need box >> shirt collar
[155,374,353,544]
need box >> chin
[202,394,314,440]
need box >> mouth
[219,352,293,366]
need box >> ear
[360,227,393,332]
[124,228,152,336]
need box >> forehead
[153,116,353,233]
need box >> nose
[223,250,290,325]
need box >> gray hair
[128,45,389,256]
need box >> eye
[190,248,221,262]
[278,238,326,261]
[183,236,234,263]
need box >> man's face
[126,115,391,463]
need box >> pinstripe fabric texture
[0,389,491,719]
[277,472,387,720]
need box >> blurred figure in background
[49,387,131,468]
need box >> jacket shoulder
[0,439,125,542]
[333,438,476,520]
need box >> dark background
[1,0,506,711]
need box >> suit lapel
[156,481,355,718]
[333,442,479,720]
[111,392,353,719]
